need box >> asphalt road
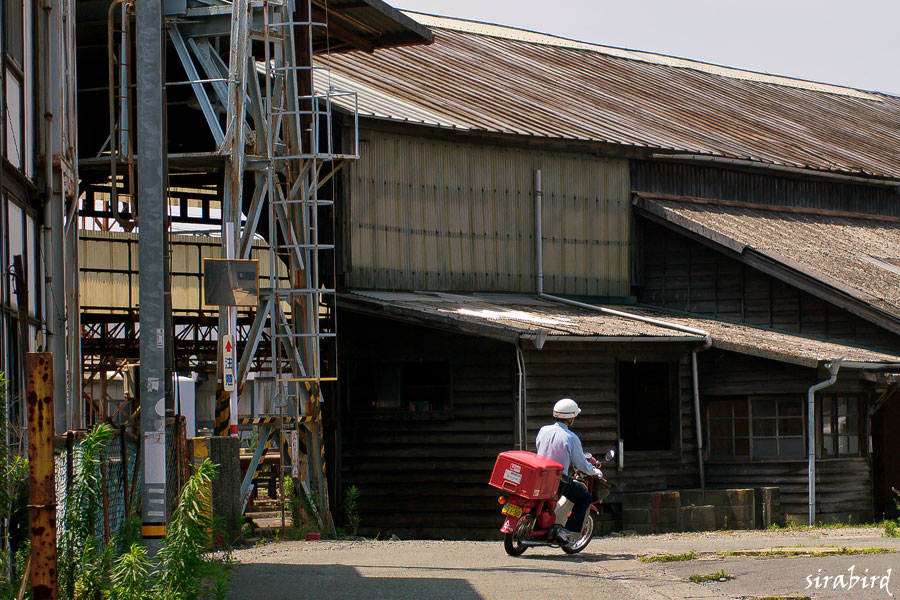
[227,527,900,599]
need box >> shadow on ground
[228,563,484,600]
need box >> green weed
[639,550,696,563]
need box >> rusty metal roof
[636,193,900,323]
[321,12,900,179]
[339,291,900,368]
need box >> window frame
[705,395,807,462]
[346,360,454,421]
[819,394,865,458]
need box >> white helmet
[553,398,581,419]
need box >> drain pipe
[807,358,842,525]
[515,345,528,450]
[533,168,713,484]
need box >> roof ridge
[402,11,881,102]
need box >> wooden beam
[310,6,375,53]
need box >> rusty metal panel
[26,352,58,600]
[322,15,900,181]
[347,129,630,295]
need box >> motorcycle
[494,449,615,556]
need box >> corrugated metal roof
[636,194,900,322]
[340,291,900,368]
[319,13,900,179]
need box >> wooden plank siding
[699,350,876,523]
[522,342,700,494]
[706,459,873,524]
[632,160,900,218]
[637,219,900,353]
[337,312,518,539]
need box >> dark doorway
[618,362,675,451]
[872,395,900,519]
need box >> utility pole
[136,0,168,541]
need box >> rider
[536,398,602,544]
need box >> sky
[395,1,900,96]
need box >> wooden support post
[26,353,58,600]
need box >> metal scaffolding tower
[211,0,358,530]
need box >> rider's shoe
[554,527,574,544]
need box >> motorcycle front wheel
[503,515,534,556]
[562,513,595,554]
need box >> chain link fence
[54,418,189,545]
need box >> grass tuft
[717,546,893,558]
[638,550,696,563]
[687,569,733,583]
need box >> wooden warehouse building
[312,14,900,538]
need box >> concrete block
[650,507,681,533]
[725,488,754,507]
[622,492,652,509]
[650,491,681,509]
[701,489,729,506]
[190,436,241,533]
[754,487,783,529]
[622,508,650,526]
[681,505,717,532]
[679,489,704,506]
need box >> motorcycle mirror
[604,449,616,462]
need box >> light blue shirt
[535,422,594,477]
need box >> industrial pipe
[515,345,527,450]
[807,358,842,525]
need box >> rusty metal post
[26,353,58,600]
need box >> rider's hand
[593,467,603,478]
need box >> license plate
[502,504,523,518]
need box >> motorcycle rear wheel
[562,514,595,554]
[503,515,534,556]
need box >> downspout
[515,345,527,450]
[807,358,842,525]
[533,168,712,484]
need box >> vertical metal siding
[348,129,631,295]
[79,231,283,311]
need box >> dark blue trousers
[562,480,592,532]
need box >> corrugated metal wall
[80,230,281,311]
[347,129,631,296]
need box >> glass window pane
[754,438,778,458]
[26,215,37,315]
[733,399,749,418]
[710,438,732,457]
[823,436,834,455]
[375,367,402,408]
[708,402,730,419]
[779,417,803,436]
[710,420,731,438]
[753,398,776,417]
[838,399,848,417]
[823,416,832,435]
[822,397,833,418]
[734,418,749,437]
[734,437,750,457]
[778,399,802,417]
[779,437,804,458]
[7,199,22,309]
[754,419,776,436]
[5,72,23,169]
[837,416,847,435]
[848,437,859,455]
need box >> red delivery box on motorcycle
[489,451,563,500]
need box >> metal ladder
[258,0,359,533]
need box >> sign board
[204,258,259,306]
[222,334,236,392]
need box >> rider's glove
[593,467,604,478]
